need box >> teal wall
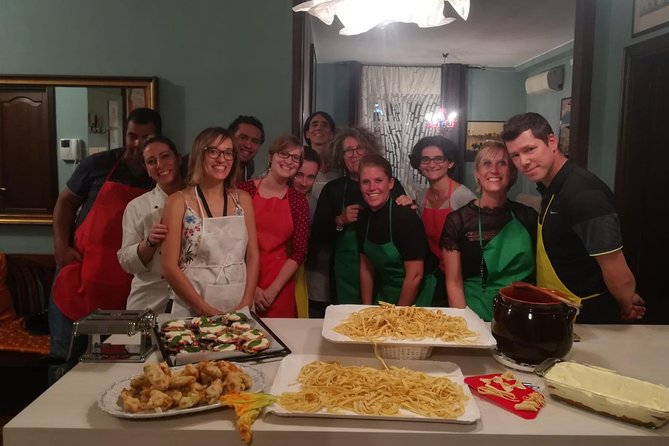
[464,68,526,193]
[0,0,293,254]
[589,0,669,188]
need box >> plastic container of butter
[535,358,669,428]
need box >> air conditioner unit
[525,66,564,95]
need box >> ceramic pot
[491,285,578,365]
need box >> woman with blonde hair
[441,141,537,321]
[239,135,309,318]
[162,127,259,316]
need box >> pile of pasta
[334,302,478,342]
[477,371,545,412]
[118,360,251,413]
[278,360,469,419]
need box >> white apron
[171,190,248,316]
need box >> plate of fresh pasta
[267,354,480,423]
[321,303,496,348]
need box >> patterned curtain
[360,66,442,197]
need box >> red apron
[53,158,148,321]
[421,179,453,272]
[253,192,296,318]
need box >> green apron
[463,205,534,321]
[333,179,362,304]
[363,201,436,307]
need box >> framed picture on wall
[465,121,504,162]
[633,0,669,37]
[559,97,571,155]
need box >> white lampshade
[293,0,470,36]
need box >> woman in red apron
[161,127,259,316]
[442,141,537,321]
[409,136,476,306]
[239,136,309,318]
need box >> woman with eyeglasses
[312,127,406,307]
[409,136,476,306]
[238,135,309,318]
[441,141,537,321]
[357,154,437,307]
[118,135,185,313]
[161,127,259,316]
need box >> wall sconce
[89,112,107,134]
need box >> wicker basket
[378,345,433,360]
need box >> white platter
[97,363,265,419]
[322,304,496,348]
[268,354,480,424]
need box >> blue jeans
[47,278,88,385]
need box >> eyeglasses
[277,151,302,163]
[205,147,234,160]
[343,146,367,158]
[419,155,446,165]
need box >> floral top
[179,190,244,269]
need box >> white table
[4,320,669,445]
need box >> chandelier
[293,0,470,36]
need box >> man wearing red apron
[503,112,645,323]
[49,108,161,383]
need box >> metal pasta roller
[71,309,157,362]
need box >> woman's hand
[395,194,417,209]
[197,301,225,317]
[254,287,272,313]
[147,222,168,246]
[341,204,363,225]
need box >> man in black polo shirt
[502,112,645,323]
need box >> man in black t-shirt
[502,112,645,323]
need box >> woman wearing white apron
[162,127,259,316]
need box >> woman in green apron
[442,141,537,321]
[356,154,437,307]
[311,127,406,305]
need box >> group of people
[47,107,645,383]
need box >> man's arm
[53,187,84,267]
[594,250,645,320]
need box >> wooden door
[615,33,669,324]
[0,87,57,216]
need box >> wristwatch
[146,236,156,248]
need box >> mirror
[0,75,158,225]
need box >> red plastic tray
[464,373,544,419]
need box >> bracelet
[335,216,344,232]
[146,236,156,248]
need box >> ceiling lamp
[293,0,470,36]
